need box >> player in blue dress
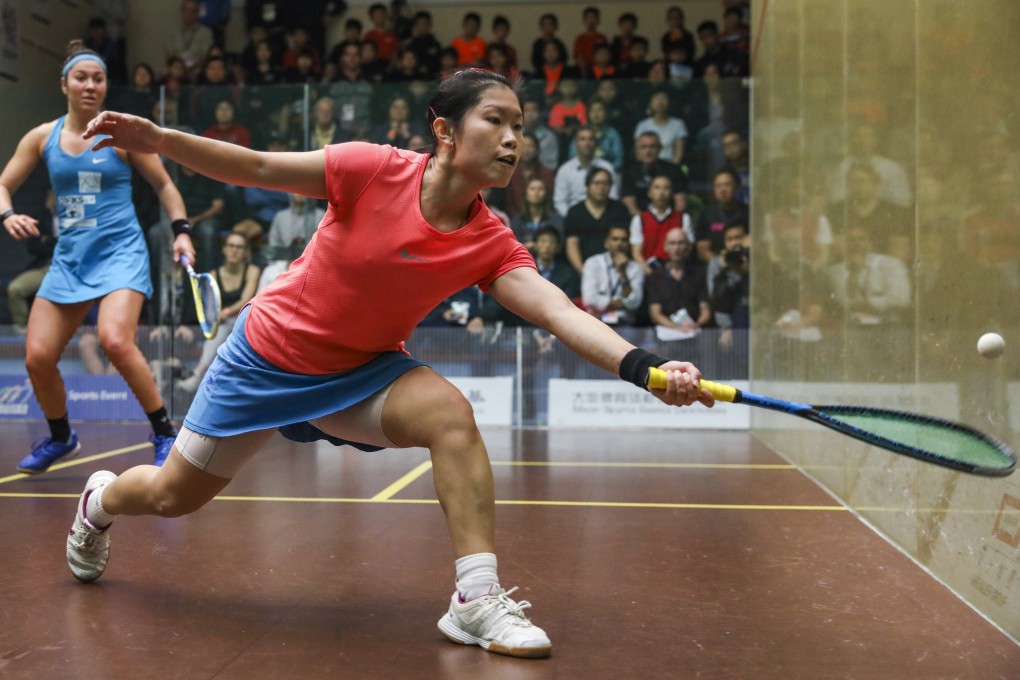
[0,41,196,473]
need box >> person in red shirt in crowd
[201,98,251,148]
[589,44,616,80]
[363,3,399,64]
[572,6,608,77]
[529,13,568,76]
[451,12,487,66]
[547,78,587,141]
[535,40,580,100]
[67,67,712,661]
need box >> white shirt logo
[91,157,107,164]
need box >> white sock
[455,552,499,602]
[84,483,114,529]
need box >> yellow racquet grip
[646,367,738,402]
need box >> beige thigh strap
[176,427,276,479]
[309,382,398,449]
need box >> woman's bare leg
[378,367,495,558]
[24,298,94,418]
[95,290,163,413]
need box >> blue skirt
[183,306,426,450]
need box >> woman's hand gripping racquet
[647,368,1015,477]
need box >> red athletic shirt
[245,142,536,375]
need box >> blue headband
[61,54,107,77]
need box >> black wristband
[619,348,670,390]
[0,209,14,224]
[171,219,192,237]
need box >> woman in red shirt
[66,69,712,660]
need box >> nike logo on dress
[92,157,107,164]
[400,248,432,262]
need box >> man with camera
[707,221,750,376]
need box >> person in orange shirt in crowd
[363,3,399,64]
[451,12,487,66]
[572,6,608,77]
[490,15,518,70]
[661,6,696,66]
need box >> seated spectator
[720,6,751,54]
[660,6,695,66]
[405,11,442,77]
[165,0,214,80]
[363,3,399,64]
[360,40,388,84]
[573,6,608,77]
[695,170,749,262]
[827,226,911,326]
[451,12,486,66]
[959,170,1020,290]
[630,175,693,274]
[281,26,321,74]
[6,220,55,333]
[482,43,518,82]
[621,131,688,216]
[504,134,556,218]
[568,99,623,172]
[610,12,642,69]
[420,286,483,328]
[762,174,833,271]
[532,226,580,301]
[176,232,261,391]
[325,44,374,140]
[84,15,128,84]
[588,44,617,80]
[554,128,618,219]
[564,167,630,273]
[489,15,519,70]
[159,56,190,99]
[309,97,350,149]
[284,47,321,84]
[828,121,913,208]
[530,13,568,76]
[523,98,559,171]
[646,228,711,344]
[510,178,563,249]
[590,79,634,140]
[827,163,912,263]
[437,47,460,79]
[547,79,588,142]
[110,62,159,120]
[238,23,271,76]
[707,222,750,368]
[245,40,284,86]
[370,95,424,149]
[259,192,325,290]
[634,90,688,165]
[665,44,694,84]
[693,20,749,79]
[618,36,651,79]
[581,225,644,326]
[720,130,751,203]
[188,54,241,132]
[202,99,251,148]
[534,38,580,101]
[386,49,428,82]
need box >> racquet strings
[818,406,1013,471]
[196,275,220,332]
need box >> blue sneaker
[18,431,82,474]
[150,432,177,467]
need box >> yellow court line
[371,460,434,500]
[490,461,797,470]
[0,491,1005,514]
[0,443,152,485]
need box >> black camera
[724,245,749,267]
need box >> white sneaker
[437,586,552,658]
[66,470,117,583]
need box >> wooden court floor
[1,422,1018,679]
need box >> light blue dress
[37,115,152,303]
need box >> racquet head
[180,255,222,340]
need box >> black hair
[697,20,719,34]
[534,225,561,244]
[583,7,600,18]
[425,68,520,151]
[585,165,613,187]
[631,36,649,50]
[463,12,481,25]
[618,12,637,26]
[369,3,387,14]
[492,15,509,30]
[345,18,363,31]
[413,11,432,23]
[539,13,558,28]
[724,7,744,19]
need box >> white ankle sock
[455,552,500,601]
[85,483,114,529]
